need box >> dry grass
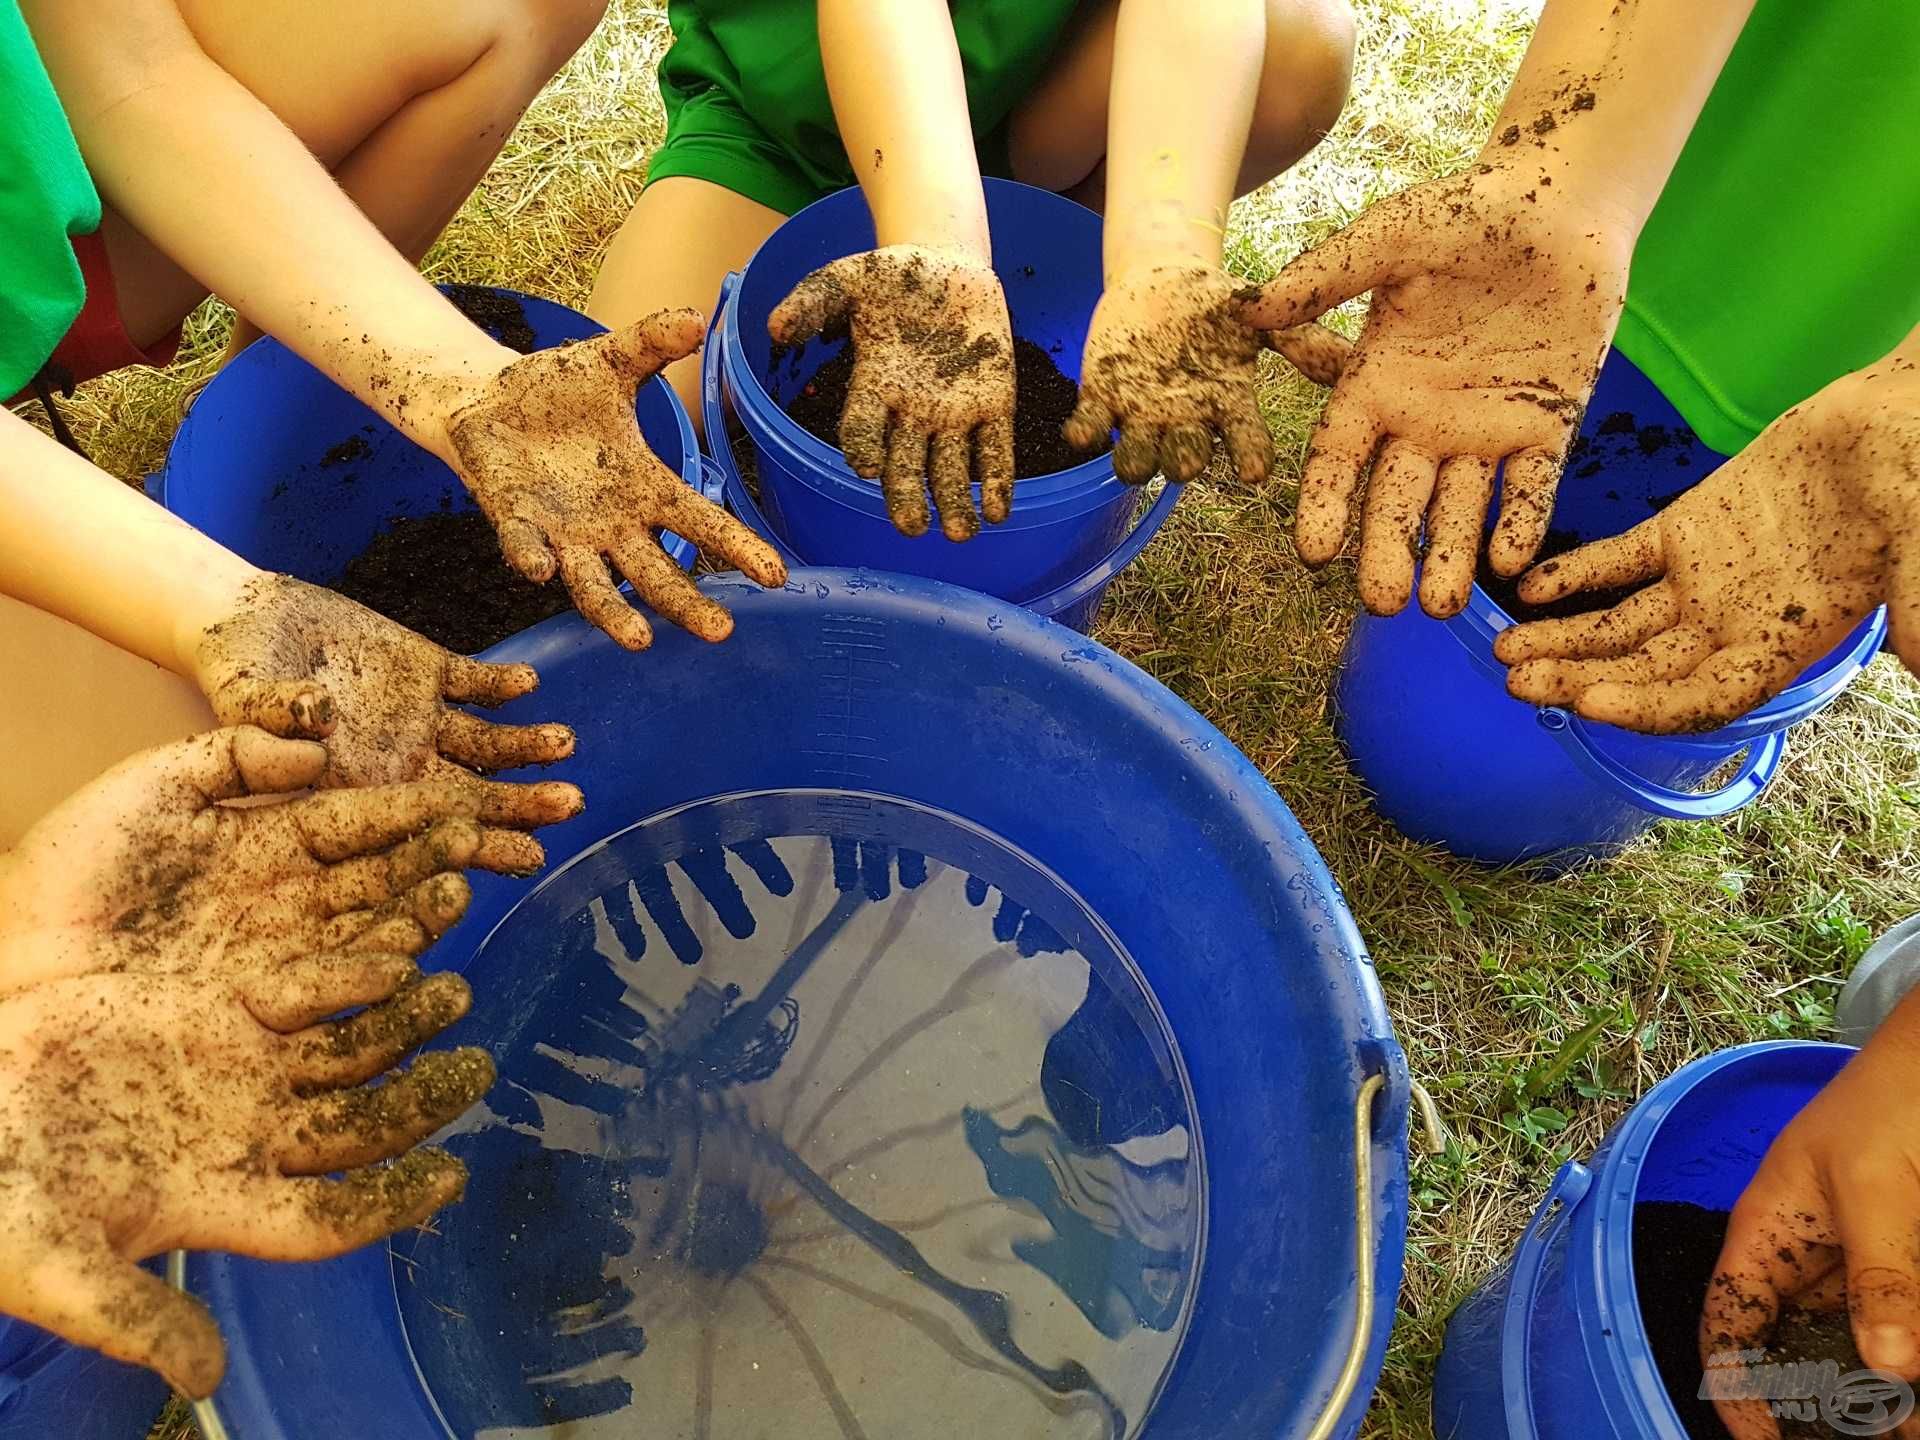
[91,1,1920,1436]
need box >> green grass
[65,2,1920,1436]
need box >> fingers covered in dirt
[446,314,786,648]
[772,245,1017,541]
[0,972,490,1394]
[1068,264,1273,486]
[1494,362,1920,734]
[1702,997,1920,1439]
[194,574,577,792]
[1238,155,1633,615]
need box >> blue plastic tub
[1433,1040,1855,1439]
[178,570,1410,1439]
[705,180,1182,629]
[152,286,709,603]
[1337,352,1886,867]
[0,1304,167,1440]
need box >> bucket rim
[1579,1039,1856,1434]
[723,180,1132,506]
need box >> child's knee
[1247,0,1355,184]
[517,0,610,75]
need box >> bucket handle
[1301,1067,1401,1440]
[167,1253,233,1440]
[1538,708,1787,821]
[1499,1158,1594,1440]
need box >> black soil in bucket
[783,337,1106,479]
[444,284,539,354]
[1476,412,1698,623]
[332,501,571,655]
[1634,1201,1870,1440]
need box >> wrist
[405,334,523,468]
[168,551,270,680]
[1104,206,1226,285]
[1475,122,1659,241]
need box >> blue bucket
[705,180,1182,632]
[177,570,1409,1439]
[0,1302,167,1439]
[1336,351,1886,867]
[152,286,710,600]
[1433,1040,1856,1438]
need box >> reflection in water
[395,792,1201,1440]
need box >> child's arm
[21,0,784,642]
[1063,0,1283,489]
[818,0,990,261]
[768,0,1016,542]
[1239,0,1759,615]
[0,409,578,828]
[20,0,513,465]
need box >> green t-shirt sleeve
[0,1,102,397]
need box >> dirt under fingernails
[783,337,1107,480]
[332,501,573,654]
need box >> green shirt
[652,0,1084,216]
[1618,0,1920,455]
[0,1,100,397]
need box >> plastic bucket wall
[153,286,706,596]
[1336,352,1886,867]
[1432,1041,1854,1439]
[182,570,1410,1439]
[0,1304,167,1440]
[709,180,1174,617]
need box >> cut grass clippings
[30,3,1909,1438]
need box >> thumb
[1265,323,1352,386]
[206,675,337,740]
[596,307,705,386]
[144,726,330,805]
[769,254,864,345]
[1832,1179,1920,1380]
[1234,198,1416,330]
[19,1241,227,1398]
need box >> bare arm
[819,0,990,260]
[1493,0,1760,230]
[0,408,256,676]
[1102,0,1266,278]
[20,0,515,464]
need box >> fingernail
[1865,1325,1919,1372]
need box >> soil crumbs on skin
[785,336,1108,480]
[333,501,571,654]
[1635,1201,1866,1440]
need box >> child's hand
[1703,1003,1920,1440]
[446,312,788,650]
[0,965,488,1398]
[770,245,1016,542]
[191,575,582,824]
[1496,354,1920,733]
[1236,156,1635,618]
[0,728,513,994]
[1066,264,1276,487]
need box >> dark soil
[332,502,572,654]
[1480,410,1706,621]
[1635,1201,1868,1440]
[783,337,1106,480]
[321,435,372,467]
[444,284,539,355]
[1477,526,1650,623]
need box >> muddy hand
[194,574,582,828]
[1701,991,1920,1440]
[1495,353,1920,734]
[0,728,525,992]
[447,311,787,650]
[1065,264,1276,487]
[770,245,1015,542]
[0,965,488,1398]
[1236,155,1633,618]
